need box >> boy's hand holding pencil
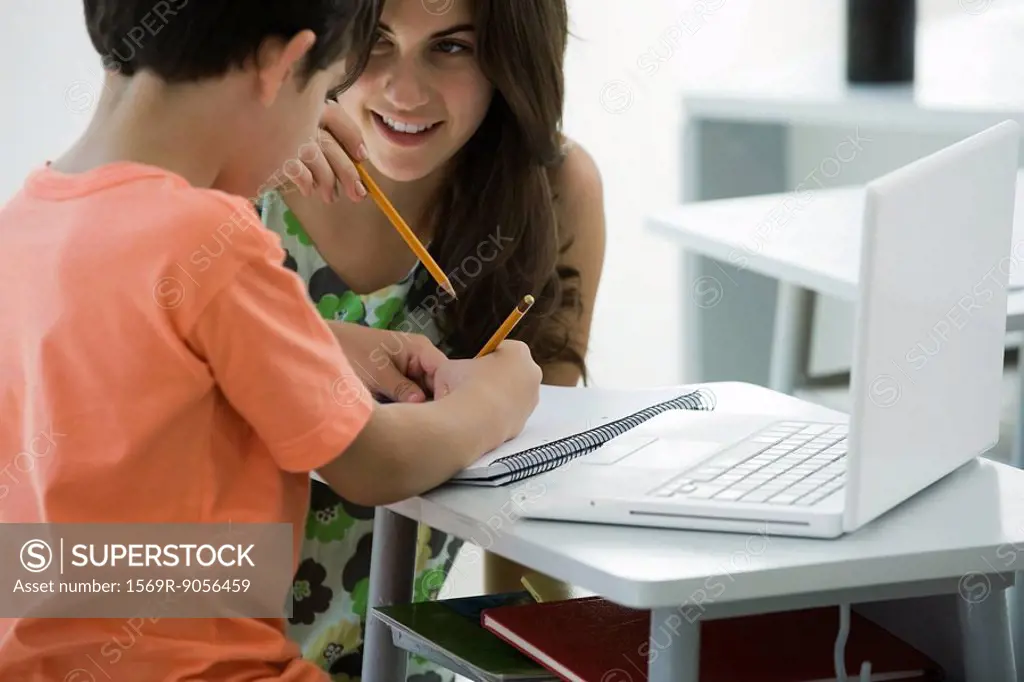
[432,338,541,444]
[429,295,540,443]
[329,294,538,424]
[433,294,537,398]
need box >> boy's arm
[318,388,504,506]
[182,234,512,506]
[184,250,375,475]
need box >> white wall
[1,0,100,202]
[561,0,687,388]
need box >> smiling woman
[336,15,493,186]
[256,0,607,679]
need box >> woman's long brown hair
[421,0,587,381]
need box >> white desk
[361,382,1024,682]
[678,8,1024,389]
[647,174,1024,466]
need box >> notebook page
[458,385,704,476]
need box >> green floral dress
[257,190,463,682]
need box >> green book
[372,591,556,681]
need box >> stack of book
[372,590,945,682]
[373,590,557,682]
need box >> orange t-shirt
[0,162,375,681]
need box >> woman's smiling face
[335,0,493,182]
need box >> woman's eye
[434,40,470,55]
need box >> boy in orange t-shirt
[0,1,541,680]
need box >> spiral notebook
[451,385,717,487]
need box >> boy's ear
[255,30,317,107]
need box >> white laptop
[521,120,1021,539]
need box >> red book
[481,597,943,682]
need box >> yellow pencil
[521,575,546,603]
[354,162,456,299]
[476,295,535,358]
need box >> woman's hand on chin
[288,101,370,205]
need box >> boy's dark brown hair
[82,0,382,90]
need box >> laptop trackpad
[578,411,769,469]
[581,436,659,464]
[580,436,724,469]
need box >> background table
[677,7,1024,389]
[362,382,1024,682]
[649,173,1024,404]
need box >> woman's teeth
[381,115,437,134]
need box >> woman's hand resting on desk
[288,100,369,204]
[327,322,446,403]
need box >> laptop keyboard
[648,421,847,506]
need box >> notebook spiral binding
[494,388,717,484]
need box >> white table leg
[1012,353,1024,676]
[647,607,700,682]
[769,283,814,395]
[361,507,418,682]
[958,581,1016,682]
[678,117,789,388]
[1013,353,1024,469]
[1008,586,1024,682]
[679,250,705,385]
